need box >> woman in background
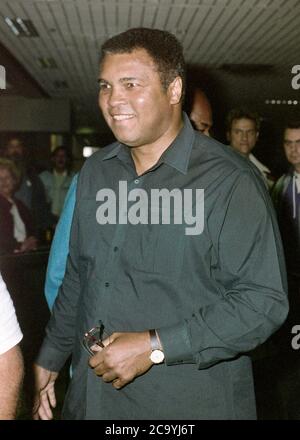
[0,158,37,255]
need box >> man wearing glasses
[33,28,288,420]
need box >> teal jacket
[45,174,78,310]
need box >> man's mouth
[111,114,135,121]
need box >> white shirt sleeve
[0,273,23,355]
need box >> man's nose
[108,86,126,107]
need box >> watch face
[150,349,165,364]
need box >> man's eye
[126,82,137,89]
[99,83,110,91]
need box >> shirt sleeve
[157,170,289,368]
[0,274,23,355]
[36,175,81,372]
[44,174,78,310]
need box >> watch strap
[149,329,161,351]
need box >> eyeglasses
[82,320,106,356]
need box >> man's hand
[32,364,59,420]
[89,331,153,390]
[14,236,38,253]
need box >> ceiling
[0,0,300,134]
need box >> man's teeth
[112,115,134,121]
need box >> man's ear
[168,77,183,105]
[226,131,231,142]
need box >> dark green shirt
[37,114,288,419]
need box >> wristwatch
[149,329,165,364]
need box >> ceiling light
[83,146,100,158]
[4,17,39,37]
[5,17,20,36]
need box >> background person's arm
[45,174,78,310]
[0,345,24,419]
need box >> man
[226,108,274,189]
[188,88,213,136]
[33,28,288,420]
[43,89,214,311]
[2,137,53,236]
[40,146,74,220]
[272,121,300,326]
[0,273,24,419]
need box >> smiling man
[33,28,288,420]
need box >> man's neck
[294,165,300,174]
[54,168,67,176]
[130,115,183,176]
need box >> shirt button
[113,246,119,252]
[105,282,110,287]
[134,179,139,184]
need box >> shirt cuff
[35,339,70,372]
[156,321,195,365]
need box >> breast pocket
[124,204,186,277]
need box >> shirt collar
[102,113,195,175]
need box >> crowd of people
[0,26,299,420]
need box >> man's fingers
[39,391,54,419]
[47,386,57,408]
[38,405,53,420]
[112,378,125,390]
[101,371,118,383]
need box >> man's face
[283,128,300,171]
[4,138,24,161]
[189,90,213,136]
[53,149,68,172]
[98,49,181,149]
[227,118,258,157]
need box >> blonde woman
[0,158,37,255]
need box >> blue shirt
[45,174,78,310]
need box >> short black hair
[284,120,300,131]
[226,108,261,132]
[100,27,186,99]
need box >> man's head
[98,28,185,149]
[100,28,186,99]
[189,89,213,136]
[3,137,25,162]
[226,108,260,157]
[51,146,71,173]
[283,121,300,172]
[0,158,21,198]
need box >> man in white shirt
[39,146,74,220]
[226,108,274,189]
[0,273,24,419]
